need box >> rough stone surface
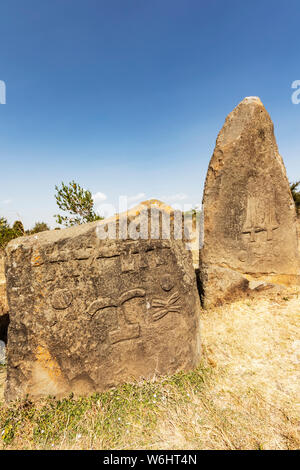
[200,97,300,308]
[297,216,300,254]
[0,256,9,345]
[0,256,8,317]
[5,201,201,401]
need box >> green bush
[26,222,50,235]
[0,218,23,252]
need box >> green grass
[0,365,211,449]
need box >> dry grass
[0,287,299,450]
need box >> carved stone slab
[200,97,300,308]
[0,256,8,320]
[4,202,201,401]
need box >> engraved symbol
[109,289,145,344]
[238,250,247,263]
[160,274,174,292]
[120,251,135,272]
[154,251,164,266]
[51,289,73,310]
[264,201,279,241]
[139,250,148,268]
[151,291,181,322]
[242,178,279,242]
[119,288,145,304]
[86,288,146,344]
[87,298,117,316]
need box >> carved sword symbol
[242,195,279,242]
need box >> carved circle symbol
[238,251,247,263]
[51,289,73,310]
[160,274,174,292]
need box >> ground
[0,286,299,450]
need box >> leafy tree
[0,218,23,252]
[54,181,103,227]
[27,222,50,235]
[12,220,25,237]
[0,217,11,251]
[290,181,300,214]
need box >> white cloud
[92,192,107,204]
[1,199,12,205]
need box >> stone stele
[0,255,9,344]
[200,97,300,308]
[0,255,7,315]
[4,200,201,401]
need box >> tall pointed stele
[200,97,300,308]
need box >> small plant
[290,181,300,214]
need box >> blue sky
[0,0,299,228]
